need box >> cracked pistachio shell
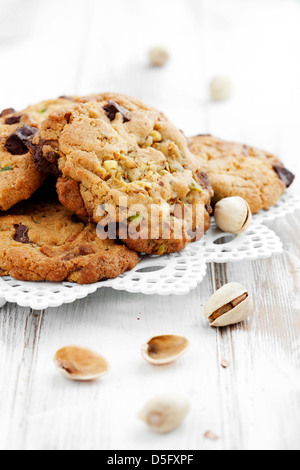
[204,282,253,327]
[54,346,109,381]
[214,197,252,235]
[141,335,189,365]
[139,394,190,433]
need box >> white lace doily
[253,191,300,224]
[200,224,283,263]
[0,192,299,308]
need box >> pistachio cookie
[0,98,73,211]
[0,201,139,284]
[188,135,295,213]
[32,93,213,255]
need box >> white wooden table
[0,0,300,451]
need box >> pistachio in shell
[214,196,252,235]
[204,282,253,327]
[139,393,190,433]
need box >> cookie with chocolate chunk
[188,135,295,213]
[0,201,139,284]
[32,93,213,255]
[0,98,74,211]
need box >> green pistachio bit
[157,245,165,255]
[170,162,184,172]
[39,109,47,114]
[128,213,143,224]
[31,217,41,224]
[0,166,13,172]
[190,181,203,193]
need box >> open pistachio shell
[204,282,253,327]
[54,346,109,381]
[214,196,252,235]
[141,335,189,365]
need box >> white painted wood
[0,0,300,450]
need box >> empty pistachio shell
[139,394,190,433]
[141,335,189,365]
[54,346,109,381]
[204,283,253,327]
[214,197,252,234]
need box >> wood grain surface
[0,0,299,450]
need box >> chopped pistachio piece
[190,180,202,193]
[0,166,13,172]
[103,160,118,171]
[170,162,184,172]
[151,130,162,142]
[128,213,143,224]
[157,245,165,255]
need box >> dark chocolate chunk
[273,165,295,188]
[59,95,72,100]
[103,100,131,123]
[78,246,94,256]
[0,108,16,118]
[14,225,30,244]
[63,246,93,261]
[5,115,22,125]
[33,142,62,177]
[46,151,60,166]
[195,170,212,191]
[205,203,213,215]
[62,252,76,261]
[5,125,38,155]
[71,214,82,224]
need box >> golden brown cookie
[0,98,74,211]
[32,93,213,255]
[0,201,139,284]
[188,135,295,213]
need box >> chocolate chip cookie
[188,135,295,213]
[32,93,213,255]
[0,98,73,211]
[0,201,139,284]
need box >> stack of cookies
[0,93,294,284]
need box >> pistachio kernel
[0,166,13,172]
[151,130,162,142]
[190,180,203,193]
[128,213,143,224]
[157,245,165,255]
[103,160,118,171]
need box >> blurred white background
[0,0,299,178]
